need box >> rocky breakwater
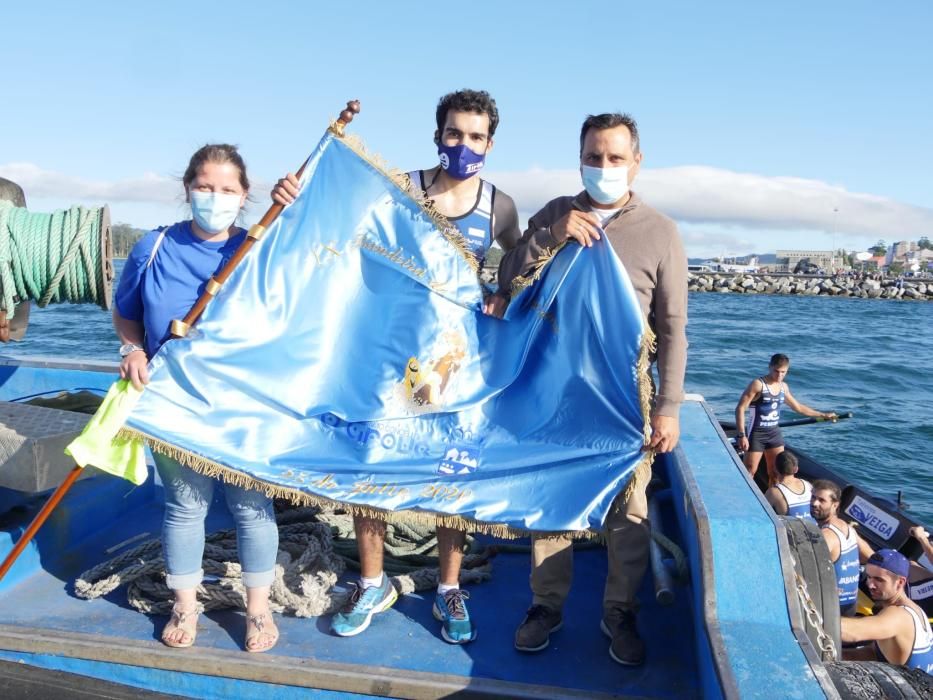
[688,273,933,301]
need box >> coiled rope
[75,505,497,617]
[0,200,113,314]
[73,502,687,617]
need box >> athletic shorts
[748,426,784,452]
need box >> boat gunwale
[696,401,841,699]
[0,355,119,374]
[668,435,739,699]
[0,624,653,700]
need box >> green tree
[483,246,504,270]
[887,262,904,275]
[919,236,932,251]
[110,223,146,258]
[870,239,887,256]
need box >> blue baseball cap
[867,548,910,578]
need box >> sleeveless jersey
[408,170,496,262]
[748,378,785,432]
[882,605,933,674]
[824,522,860,607]
[776,479,813,518]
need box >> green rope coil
[0,200,113,315]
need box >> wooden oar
[0,100,361,585]
[721,411,852,434]
[774,411,853,429]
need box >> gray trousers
[530,476,650,616]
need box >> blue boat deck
[0,470,699,699]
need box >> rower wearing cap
[842,549,933,674]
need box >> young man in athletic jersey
[273,89,521,644]
[763,451,813,518]
[735,353,836,484]
[810,479,874,616]
[842,549,933,674]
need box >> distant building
[904,248,933,273]
[700,255,760,273]
[886,240,919,265]
[775,249,835,273]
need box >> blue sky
[2,1,931,257]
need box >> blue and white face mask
[190,191,242,234]
[581,165,630,205]
[438,143,486,180]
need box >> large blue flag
[115,127,655,536]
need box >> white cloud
[0,162,178,204]
[4,162,930,249]
[488,166,933,240]
[0,163,273,230]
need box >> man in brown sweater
[496,113,687,666]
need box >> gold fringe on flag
[328,126,480,273]
[118,427,604,541]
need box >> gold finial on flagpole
[331,100,361,136]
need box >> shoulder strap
[146,227,169,269]
[900,604,933,652]
[825,522,846,547]
[405,170,425,195]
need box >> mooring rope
[74,505,497,616]
[651,529,689,581]
[0,200,111,314]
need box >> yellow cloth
[65,379,148,485]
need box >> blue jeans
[154,453,278,590]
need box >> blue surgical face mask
[438,143,486,180]
[190,191,242,234]
[581,164,630,205]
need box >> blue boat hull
[0,358,836,699]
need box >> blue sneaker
[331,578,398,637]
[432,589,476,644]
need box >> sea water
[3,268,931,523]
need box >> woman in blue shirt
[113,144,279,652]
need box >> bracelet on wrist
[119,343,144,358]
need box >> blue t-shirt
[114,221,246,357]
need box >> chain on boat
[794,570,838,662]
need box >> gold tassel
[636,322,658,445]
[620,319,658,506]
[509,241,568,297]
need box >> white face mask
[190,191,242,234]
[581,164,630,205]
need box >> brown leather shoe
[514,604,563,652]
[601,607,645,666]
